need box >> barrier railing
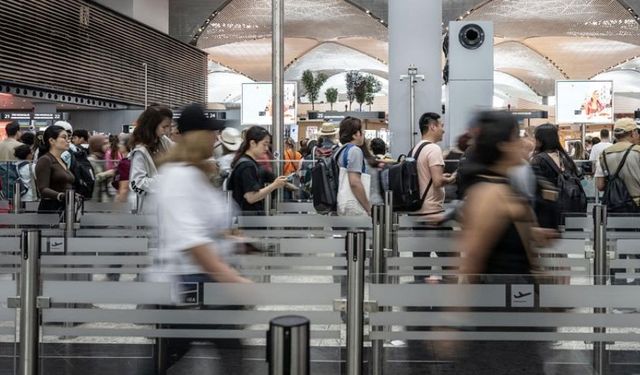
[2,189,640,374]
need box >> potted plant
[325,87,338,111]
[301,70,328,112]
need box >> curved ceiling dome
[494,41,566,96]
[198,0,388,81]
[196,0,640,104]
[466,0,640,92]
[284,43,389,82]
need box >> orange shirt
[283,149,302,175]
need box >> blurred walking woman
[228,126,287,214]
[35,125,74,213]
[459,111,538,277]
[456,111,554,373]
[155,104,249,370]
[129,106,173,211]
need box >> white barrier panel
[0,280,16,335]
[397,237,454,253]
[370,311,640,327]
[370,284,506,307]
[540,285,640,308]
[276,238,346,254]
[616,239,640,254]
[0,214,60,226]
[43,309,340,325]
[237,215,371,228]
[46,237,149,253]
[79,214,153,226]
[203,283,340,305]
[43,281,173,304]
[369,331,640,342]
[41,327,339,339]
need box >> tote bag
[336,144,371,216]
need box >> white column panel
[388,0,442,156]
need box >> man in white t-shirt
[415,112,455,215]
[589,128,613,165]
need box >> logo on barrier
[48,238,65,253]
[510,285,534,307]
[176,282,200,306]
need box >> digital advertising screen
[241,82,297,126]
[556,80,614,124]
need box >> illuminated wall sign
[0,113,62,120]
[172,111,226,120]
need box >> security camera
[458,23,485,50]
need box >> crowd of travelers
[1,104,639,370]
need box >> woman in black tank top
[453,111,558,375]
[458,112,556,277]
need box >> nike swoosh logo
[513,292,532,299]
[51,242,63,247]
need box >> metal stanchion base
[154,335,168,375]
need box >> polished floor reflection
[2,342,640,374]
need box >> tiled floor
[2,342,640,374]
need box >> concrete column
[94,0,168,33]
[133,0,169,34]
[388,0,442,157]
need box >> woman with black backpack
[227,126,287,214]
[530,124,587,227]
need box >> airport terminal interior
[2,0,640,374]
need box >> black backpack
[70,148,95,199]
[383,141,431,212]
[601,145,640,213]
[538,153,587,213]
[311,145,348,214]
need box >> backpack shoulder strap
[412,141,433,204]
[16,161,28,172]
[607,145,635,178]
[333,144,349,164]
[538,152,564,177]
[408,141,432,159]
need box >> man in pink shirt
[415,112,455,215]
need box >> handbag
[336,144,371,216]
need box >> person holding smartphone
[228,126,287,214]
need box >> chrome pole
[64,189,76,238]
[384,191,399,285]
[400,65,424,146]
[593,204,608,375]
[267,315,310,375]
[12,182,22,214]
[383,191,394,254]
[272,0,285,205]
[370,205,385,375]
[346,231,366,375]
[19,229,41,375]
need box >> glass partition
[0,233,18,375]
[366,272,640,375]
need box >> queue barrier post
[593,204,609,375]
[267,315,310,375]
[346,231,366,375]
